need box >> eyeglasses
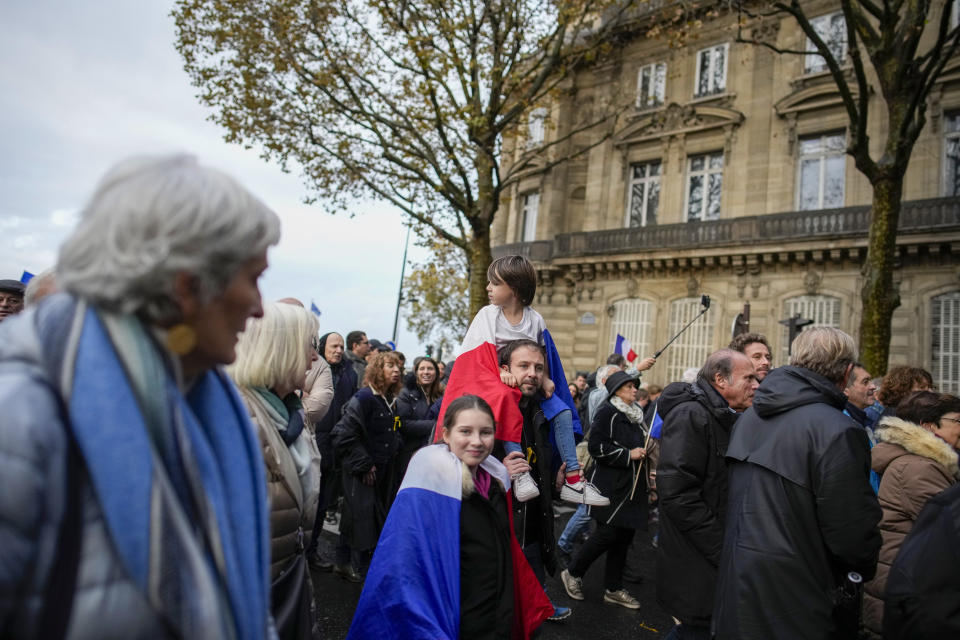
[940,417,960,425]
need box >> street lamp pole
[391,225,411,345]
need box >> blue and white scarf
[36,295,270,639]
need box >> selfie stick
[652,295,711,359]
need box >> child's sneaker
[512,471,540,502]
[560,479,610,506]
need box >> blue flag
[20,270,35,284]
[309,301,321,316]
[649,408,663,439]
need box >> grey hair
[595,364,620,387]
[24,269,57,307]
[845,361,867,389]
[56,154,281,323]
[789,327,858,384]
[699,349,744,385]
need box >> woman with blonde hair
[227,301,322,638]
[332,350,403,580]
[0,154,278,639]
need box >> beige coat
[302,357,333,427]
[862,416,959,636]
[238,387,320,581]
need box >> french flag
[346,445,552,639]
[615,333,638,363]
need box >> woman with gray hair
[0,154,279,639]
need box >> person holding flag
[346,395,553,639]
[615,333,658,373]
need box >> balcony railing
[492,197,960,261]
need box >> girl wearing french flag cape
[347,395,553,639]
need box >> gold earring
[166,323,197,355]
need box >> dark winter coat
[396,380,440,453]
[862,416,959,636]
[588,401,649,530]
[883,482,960,639]
[655,377,738,626]
[459,474,514,640]
[506,396,558,577]
[395,380,441,486]
[331,388,401,550]
[314,358,357,471]
[712,366,882,640]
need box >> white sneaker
[560,479,610,506]
[512,471,540,502]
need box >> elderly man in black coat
[712,327,882,640]
[655,348,759,640]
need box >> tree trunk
[858,175,903,376]
[466,224,493,318]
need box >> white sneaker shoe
[560,479,610,506]
[512,471,540,502]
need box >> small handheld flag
[615,334,638,363]
[649,408,663,439]
[309,300,321,316]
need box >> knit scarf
[611,396,646,425]
[37,296,270,640]
[240,386,322,524]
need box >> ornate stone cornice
[615,101,745,147]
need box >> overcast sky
[1,1,432,354]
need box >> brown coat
[862,416,959,636]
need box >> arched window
[781,294,841,359]
[610,299,654,366]
[931,291,960,394]
[666,297,714,382]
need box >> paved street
[311,504,675,639]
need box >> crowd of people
[1,155,958,640]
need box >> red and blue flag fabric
[433,333,582,445]
[614,333,638,363]
[345,445,553,639]
[434,342,523,444]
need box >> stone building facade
[491,1,960,390]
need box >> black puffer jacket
[712,366,882,640]
[588,401,648,530]
[395,379,441,486]
[655,377,738,625]
[396,379,439,452]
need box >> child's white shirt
[457,304,546,357]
